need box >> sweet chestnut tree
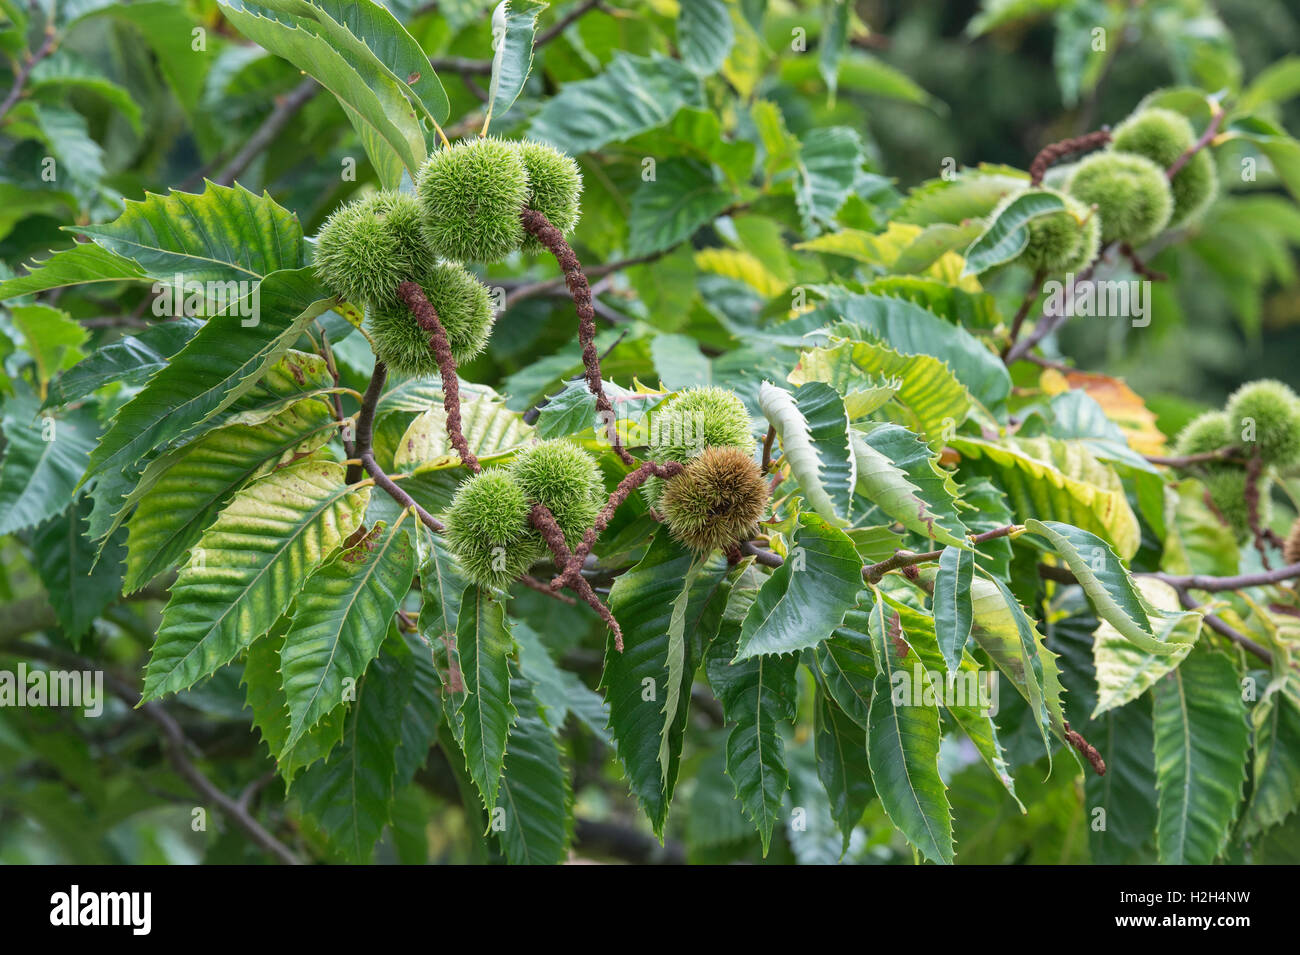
[2,0,1300,865]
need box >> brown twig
[1118,242,1167,282]
[504,250,668,305]
[761,425,777,474]
[1037,562,1286,665]
[1028,128,1112,187]
[518,573,577,605]
[1167,110,1224,180]
[1144,446,1240,468]
[740,540,785,568]
[1002,269,1047,358]
[398,280,481,474]
[1004,250,1109,365]
[529,502,625,649]
[551,460,685,590]
[519,208,634,465]
[351,361,446,534]
[1173,588,1273,667]
[0,27,57,125]
[12,643,304,864]
[215,77,318,186]
[862,525,1019,584]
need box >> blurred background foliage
[2,0,1298,864]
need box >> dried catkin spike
[367,263,494,375]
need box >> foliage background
[1,0,1299,864]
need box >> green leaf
[393,629,443,789]
[43,319,202,411]
[83,268,334,490]
[394,390,534,472]
[758,381,855,525]
[865,599,954,864]
[893,222,984,274]
[895,165,1029,227]
[497,675,573,865]
[281,518,416,753]
[811,292,1011,411]
[256,0,450,123]
[952,436,1140,559]
[214,0,434,187]
[31,104,104,196]
[124,397,338,593]
[627,158,737,258]
[32,497,125,646]
[960,569,1062,757]
[9,304,87,388]
[454,584,517,813]
[1091,578,1199,716]
[514,623,611,743]
[813,606,878,727]
[528,52,705,155]
[793,338,973,442]
[74,180,305,283]
[141,459,370,700]
[795,126,864,234]
[0,390,97,536]
[296,629,413,861]
[967,0,1073,37]
[1243,676,1300,838]
[852,424,969,548]
[1236,55,1300,115]
[879,589,1023,809]
[706,562,798,853]
[0,243,146,300]
[242,626,346,781]
[817,0,850,102]
[934,545,974,674]
[1152,649,1250,865]
[814,688,874,852]
[962,189,1066,275]
[484,0,547,128]
[416,524,468,645]
[29,51,143,131]
[679,0,734,76]
[1027,520,1200,658]
[602,533,732,835]
[733,512,863,660]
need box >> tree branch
[10,643,304,864]
[0,27,57,124]
[214,77,318,186]
[1167,109,1224,180]
[351,360,447,534]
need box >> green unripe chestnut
[1111,108,1217,229]
[416,137,530,264]
[313,191,435,307]
[1067,152,1173,245]
[364,262,495,377]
